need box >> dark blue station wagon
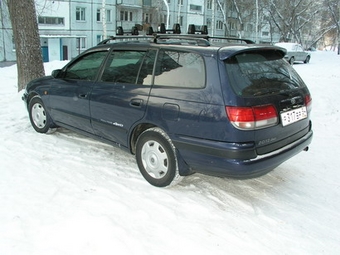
[23,34,313,187]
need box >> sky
[0,50,339,255]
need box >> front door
[49,50,108,133]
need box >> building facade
[0,0,279,62]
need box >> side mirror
[51,69,62,78]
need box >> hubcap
[31,103,46,128]
[141,140,168,179]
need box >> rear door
[90,48,156,147]
[222,49,312,155]
[49,50,108,133]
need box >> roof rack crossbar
[98,35,153,45]
[152,34,254,44]
[152,34,210,46]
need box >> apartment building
[0,0,276,62]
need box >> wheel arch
[129,123,194,176]
[130,123,156,154]
[26,92,40,108]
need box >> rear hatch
[220,46,312,155]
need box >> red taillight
[226,105,278,130]
[305,94,312,111]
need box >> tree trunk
[7,0,45,92]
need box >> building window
[143,13,152,23]
[97,9,111,22]
[179,16,183,26]
[178,0,183,5]
[97,35,104,44]
[207,0,212,9]
[262,31,269,36]
[120,11,133,21]
[229,20,236,30]
[106,9,112,22]
[190,4,202,12]
[76,7,86,21]
[76,37,86,49]
[96,9,101,22]
[206,18,212,29]
[216,20,223,30]
[38,16,64,25]
[143,0,152,6]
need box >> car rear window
[224,51,306,97]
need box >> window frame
[76,7,86,21]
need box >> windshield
[225,51,306,97]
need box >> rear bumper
[173,129,313,178]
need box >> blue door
[41,46,49,62]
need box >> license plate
[280,106,307,126]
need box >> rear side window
[101,50,155,84]
[225,51,306,97]
[154,50,205,88]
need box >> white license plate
[280,106,307,126]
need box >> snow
[0,51,340,255]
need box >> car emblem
[291,98,296,104]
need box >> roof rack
[97,24,255,45]
[152,34,254,45]
[97,35,153,45]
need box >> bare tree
[325,0,340,54]
[6,0,45,91]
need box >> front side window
[63,51,107,81]
[101,50,156,85]
[225,51,306,97]
[154,50,205,88]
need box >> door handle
[130,98,143,107]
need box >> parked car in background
[275,42,311,65]
[22,28,313,187]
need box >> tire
[135,127,180,187]
[28,96,52,133]
[289,57,295,65]
[304,56,310,64]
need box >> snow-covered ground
[0,51,339,255]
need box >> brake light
[305,94,312,111]
[226,105,278,130]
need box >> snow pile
[0,52,339,254]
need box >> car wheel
[304,56,310,64]
[28,96,52,133]
[136,127,180,187]
[289,57,295,65]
